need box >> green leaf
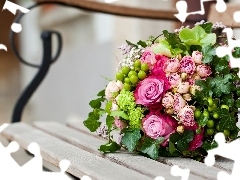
[110,110,129,120]
[232,47,240,58]
[212,76,232,97]
[200,22,213,33]
[97,89,105,97]
[200,34,216,47]
[235,99,240,108]
[83,117,101,132]
[179,28,197,42]
[140,138,159,159]
[89,98,105,109]
[202,45,216,63]
[163,30,181,48]
[196,114,209,127]
[211,55,230,74]
[152,39,172,57]
[221,94,235,107]
[218,109,236,131]
[121,129,141,152]
[202,141,218,151]
[99,142,121,153]
[137,40,147,48]
[169,141,176,154]
[126,40,137,47]
[176,130,194,152]
[106,115,115,130]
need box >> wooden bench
[1,121,233,180]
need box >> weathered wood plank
[35,0,178,21]
[67,119,233,179]
[1,123,152,180]
[35,121,218,180]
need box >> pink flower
[173,93,186,113]
[177,106,195,127]
[162,92,174,108]
[177,82,190,94]
[140,48,157,69]
[134,76,166,108]
[142,112,177,140]
[196,64,212,78]
[189,130,204,150]
[152,55,169,75]
[105,80,123,100]
[164,58,180,73]
[111,103,119,111]
[192,51,203,64]
[167,73,181,88]
[114,119,127,130]
[180,56,195,74]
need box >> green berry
[203,110,209,118]
[207,120,214,128]
[223,130,230,137]
[213,112,219,119]
[130,75,139,85]
[134,60,141,67]
[212,103,217,109]
[221,104,229,111]
[208,106,214,112]
[116,72,124,81]
[121,66,130,75]
[138,70,147,80]
[128,71,138,78]
[207,97,213,107]
[207,128,214,136]
[123,83,131,91]
[216,124,220,131]
[194,109,201,119]
[141,63,149,72]
[124,77,131,84]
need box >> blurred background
[0,0,239,125]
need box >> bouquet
[84,22,240,161]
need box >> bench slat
[67,119,232,179]
[2,123,152,180]
[35,121,218,180]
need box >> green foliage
[110,110,129,120]
[99,142,121,153]
[89,98,105,109]
[106,115,115,130]
[232,47,240,58]
[218,109,236,131]
[196,114,208,127]
[202,45,216,63]
[137,40,147,48]
[97,89,105,97]
[202,141,218,151]
[199,22,213,33]
[211,75,233,97]
[169,130,194,152]
[84,111,101,132]
[121,129,141,152]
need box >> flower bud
[183,93,192,101]
[165,108,174,114]
[172,87,178,94]
[177,125,184,133]
[181,73,188,80]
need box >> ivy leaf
[97,89,105,97]
[196,114,208,127]
[232,47,240,58]
[99,142,121,153]
[221,94,234,107]
[212,76,232,97]
[106,115,115,130]
[199,22,213,33]
[83,117,101,132]
[140,138,159,160]
[176,130,194,152]
[163,30,181,48]
[202,141,218,151]
[137,40,147,48]
[110,110,129,120]
[211,55,230,74]
[169,141,176,154]
[202,45,216,63]
[235,99,240,108]
[218,109,236,131]
[89,98,105,109]
[121,129,141,152]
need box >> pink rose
[167,73,181,88]
[105,80,123,100]
[177,106,195,126]
[173,93,186,113]
[152,55,169,75]
[142,112,177,140]
[140,48,157,68]
[177,82,190,94]
[196,64,212,78]
[164,58,180,73]
[192,51,203,64]
[162,92,174,108]
[114,119,127,130]
[180,56,195,74]
[134,76,165,107]
[189,130,204,150]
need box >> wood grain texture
[67,119,234,179]
[35,0,178,21]
[208,2,240,28]
[1,123,152,180]
[34,121,220,180]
